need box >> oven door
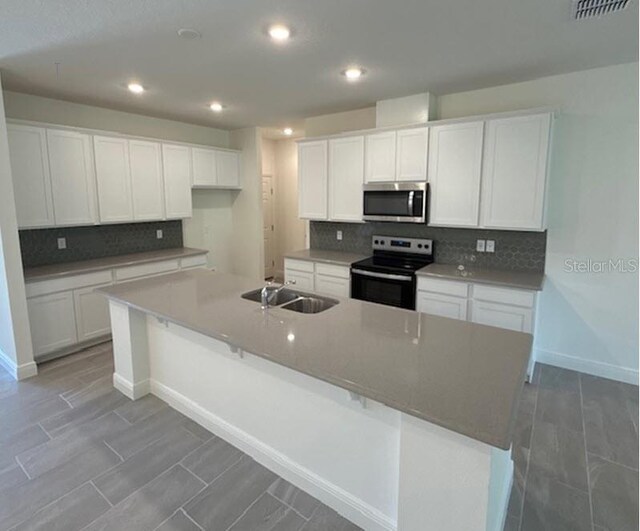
[351,269,416,310]
[362,182,427,223]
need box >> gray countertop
[285,249,368,266]
[24,247,208,282]
[99,269,531,449]
[417,263,545,291]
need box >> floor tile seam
[585,452,640,472]
[179,508,206,530]
[222,488,272,531]
[578,375,596,531]
[519,380,543,531]
[181,453,245,486]
[90,479,114,507]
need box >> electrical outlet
[57,238,66,250]
[486,240,495,253]
[476,239,486,252]
[336,230,343,241]
[156,230,163,239]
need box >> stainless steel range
[351,235,434,310]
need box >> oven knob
[380,240,385,245]
[374,240,379,245]
[418,244,423,249]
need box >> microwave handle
[407,191,414,215]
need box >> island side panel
[398,413,513,531]
[109,300,151,399]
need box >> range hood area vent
[571,0,629,19]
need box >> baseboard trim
[113,373,150,400]
[0,348,38,380]
[151,379,396,531]
[535,348,639,385]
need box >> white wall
[439,63,639,383]
[0,77,37,379]
[304,107,376,137]
[230,128,264,281]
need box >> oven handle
[351,269,413,282]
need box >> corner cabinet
[328,136,364,222]
[480,113,551,230]
[162,144,193,219]
[298,140,328,220]
[7,124,55,228]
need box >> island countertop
[99,269,531,449]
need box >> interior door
[262,174,275,279]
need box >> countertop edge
[24,248,208,282]
[416,268,545,291]
[284,249,367,267]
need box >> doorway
[262,174,275,279]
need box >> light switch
[57,238,66,250]
[476,239,485,252]
[486,240,496,253]
[156,230,163,239]
[336,230,343,241]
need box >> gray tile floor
[504,364,639,531]
[0,344,637,531]
[0,343,361,531]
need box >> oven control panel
[372,235,433,255]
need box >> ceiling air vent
[571,0,630,19]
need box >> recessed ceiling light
[283,128,293,136]
[209,102,223,112]
[127,83,145,94]
[177,28,201,40]
[268,24,291,42]
[342,67,365,81]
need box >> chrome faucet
[261,280,296,309]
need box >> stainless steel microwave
[362,182,428,223]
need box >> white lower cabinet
[469,300,533,333]
[74,283,112,342]
[315,274,350,298]
[27,292,77,356]
[283,260,315,291]
[284,259,351,297]
[416,291,468,321]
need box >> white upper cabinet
[192,147,217,187]
[129,140,164,221]
[428,121,484,227]
[93,135,133,223]
[329,136,364,222]
[162,144,192,219]
[365,131,396,183]
[7,124,55,228]
[396,127,428,181]
[298,140,328,220]
[480,113,551,231]
[216,150,241,188]
[47,129,98,226]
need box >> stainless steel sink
[281,296,338,314]
[241,288,299,306]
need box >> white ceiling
[0,0,637,131]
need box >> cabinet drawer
[284,269,315,291]
[417,277,469,298]
[469,300,533,333]
[284,259,314,273]
[181,254,207,269]
[26,270,113,298]
[472,284,535,308]
[315,275,350,298]
[315,263,350,279]
[416,291,468,321]
[115,259,179,281]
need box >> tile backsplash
[19,221,183,268]
[310,221,546,272]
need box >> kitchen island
[100,269,531,531]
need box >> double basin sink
[241,288,338,314]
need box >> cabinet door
[94,136,133,223]
[216,151,241,188]
[284,269,315,291]
[428,122,483,227]
[129,140,164,221]
[328,136,364,222]
[396,128,428,181]
[192,147,217,187]
[47,129,98,226]
[481,114,551,230]
[365,131,396,183]
[416,291,467,320]
[469,300,533,333]
[74,284,112,342]
[27,292,77,356]
[162,144,193,218]
[315,274,349,298]
[298,140,328,220]
[7,124,55,228]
